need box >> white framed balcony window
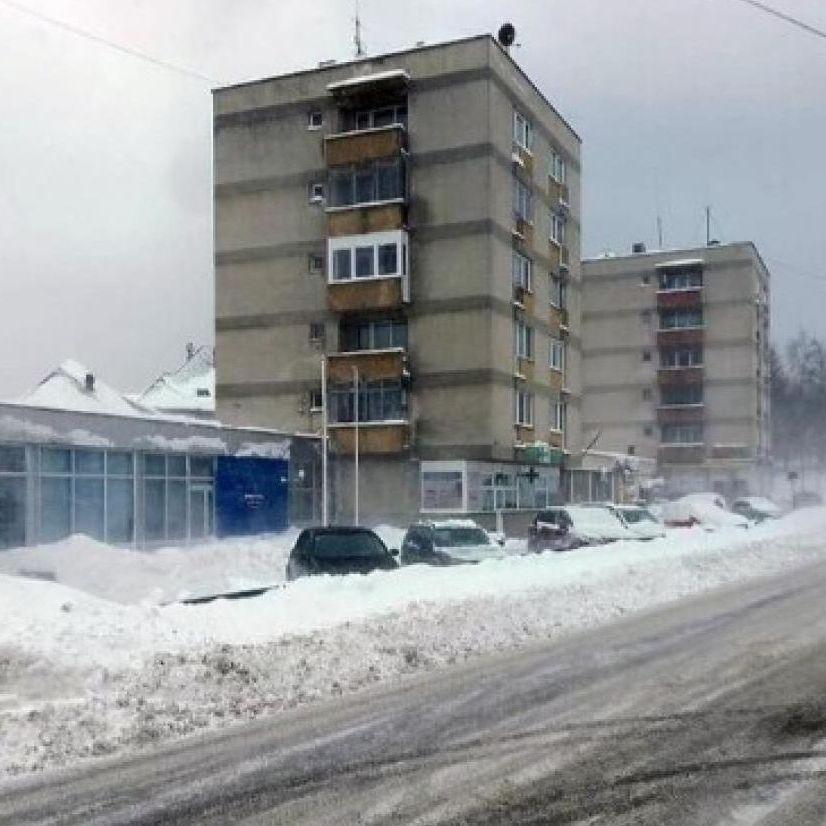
[550,150,566,184]
[513,110,533,152]
[550,212,566,246]
[515,319,534,360]
[512,251,533,293]
[513,177,533,223]
[549,338,565,372]
[551,400,567,434]
[328,230,410,299]
[515,390,534,427]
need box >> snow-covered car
[731,496,781,523]
[400,520,504,566]
[609,504,666,540]
[528,505,632,552]
[286,527,399,580]
[661,494,749,530]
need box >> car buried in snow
[527,505,633,553]
[286,527,399,580]
[607,504,666,540]
[400,520,506,566]
[731,496,782,523]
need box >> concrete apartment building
[581,242,771,499]
[213,34,595,525]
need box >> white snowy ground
[1,511,825,776]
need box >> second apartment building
[581,243,771,499]
[213,35,589,524]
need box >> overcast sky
[0,0,824,397]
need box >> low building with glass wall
[0,400,320,551]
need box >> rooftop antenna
[497,22,516,54]
[656,215,664,250]
[354,0,365,57]
[706,205,711,246]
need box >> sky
[0,0,824,397]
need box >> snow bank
[2,509,826,775]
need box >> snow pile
[2,509,826,775]
[0,532,298,604]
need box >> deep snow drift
[1,509,826,776]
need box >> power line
[0,0,219,84]
[729,0,826,41]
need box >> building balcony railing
[329,421,410,455]
[513,284,535,314]
[547,429,564,449]
[657,366,704,386]
[515,441,564,466]
[327,348,407,383]
[709,444,754,461]
[658,444,705,464]
[560,244,570,271]
[656,405,705,425]
[511,144,534,175]
[656,327,704,347]
[548,243,570,274]
[656,289,703,310]
[325,124,407,167]
[327,201,406,237]
[513,216,534,246]
[549,179,570,208]
[327,276,405,313]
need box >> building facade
[581,243,771,499]
[214,35,588,525]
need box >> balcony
[709,444,753,461]
[327,201,406,237]
[548,243,570,273]
[327,348,407,383]
[547,429,564,449]
[327,277,405,313]
[657,405,704,425]
[548,369,564,393]
[657,289,703,310]
[657,366,704,386]
[516,357,535,382]
[658,444,705,464]
[515,441,564,466]
[511,144,534,175]
[549,179,569,207]
[656,327,704,348]
[513,216,534,246]
[329,421,410,455]
[325,124,407,167]
[513,284,535,314]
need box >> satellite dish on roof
[498,23,516,50]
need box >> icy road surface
[3,557,826,825]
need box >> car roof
[302,526,380,536]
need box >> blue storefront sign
[215,456,289,537]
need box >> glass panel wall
[0,445,27,550]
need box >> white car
[661,494,749,530]
[731,496,782,523]
[609,505,666,540]
[400,519,505,566]
[561,505,634,544]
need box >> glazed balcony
[709,445,753,461]
[657,289,703,311]
[327,277,405,313]
[329,421,410,455]
[658,444,705,464]
[656,327,704,348]
[327,202,406,237]
[325,124,407,167]
[656,405,705,425]
[326,348,407,383]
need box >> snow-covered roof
[326,69,410,92]
[137,346,215,414]
[18,360,156,419]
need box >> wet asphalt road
[3,558,826,825]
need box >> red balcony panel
[657,406,705,425]
[658,444,705,464]
[657,290,703,310]
[657,328,704,348]
[657,367,704,386]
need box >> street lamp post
[321,355,329,527]
[352,365,359,526]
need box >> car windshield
[312,532,387,559]
[621,508,657,524]
[433,527,490,547]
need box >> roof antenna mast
[354,0,365,57]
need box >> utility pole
[321,355,329,526]
[656,215,663,250]
[352,364,360,525]
[706,205,711,246]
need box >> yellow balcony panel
[327,202,405,237]
[327,277,403,313]
[327,348,406,383]
[325,125,407,167]
[330,421,409,455]
[548,430,564,449]
[548,369,564,393]
[517,358,535,382]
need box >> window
[308,110,323,129]
[308,254,324,274]
[549,338,565,372]
[516,390,534,426]
[659,308,704,329]
[341,318,407,351]
[512,251,533,293]
[550,213,566,245]
[661,424,704,444]
[309,322,326,342]
[550,150,566,183]
[658,267,703,291]
[421,471,463,511]
[661,385,704,406]
[644,425,654,437]
[350,103,408,131]
[328,379,406,423]
[328,157,406,207]
[551,401,567,433]
[550,275,567,309]
[513,177,533,223]
[513,110,533,151]
[308,182,325,203]
[661,347,704,367]
[642,350,652,362]
[642,388,653,401]
[328,230,408,283]
[641,273,651,285]
[627,445,636,456]
[515,319,534,360]
[0,445,26,550]
[641,308,652,322]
